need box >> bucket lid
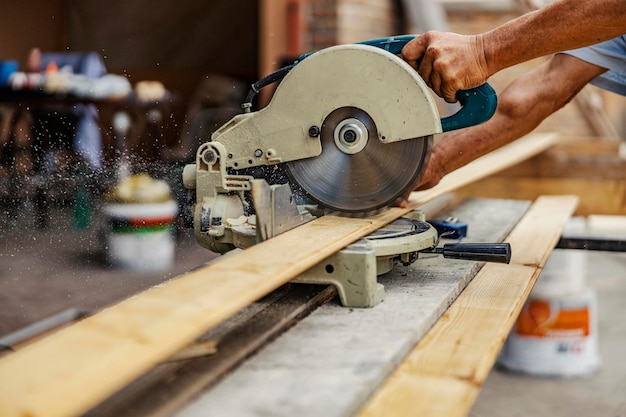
[107,173,172,204]
[104,200,178,218]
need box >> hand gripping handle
[357,35,497,132]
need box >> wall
[1,0,409,155]
[0,1,258,79]
[304,0,404,51]
[0,1,66,66]
[0,1,259,154]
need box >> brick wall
[304,0,403,51]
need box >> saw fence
[0,133,573,417]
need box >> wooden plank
[0,132,560,417]
[166,340,218,362]
[88,284,337,417]
[587,215,626,232]
[544,136,619,155]
[455,177,626,216]
[357,195,579,417]
[173,198,531,417]
[452,136,626,215]
[473,136,625,180]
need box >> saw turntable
[182,35,509,307]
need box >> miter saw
[182,36,510,306]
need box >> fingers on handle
[401,36,427,69]
[417,50,435,89]
[442,84,459,103]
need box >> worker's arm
[395,54,606,207]
[402,0,626,102]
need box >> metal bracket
[293,240,384,308]
[251,179,315,241]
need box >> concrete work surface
[0,201,624,417]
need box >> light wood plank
[456,177,626,216]
[166,340,218,362]
[357,195,579,417]
[452,135,626,216]
[492,143,626,180]
[0,133,560,417]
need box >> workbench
[83,196,574,417]
[0,133,575,417]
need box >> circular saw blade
[286,106,429,213]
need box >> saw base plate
[293,210,437,307]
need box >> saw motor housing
[182,44,443,253]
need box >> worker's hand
[393,149,445,208]
[402,31,491,103]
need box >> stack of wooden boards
[0,133,574,417]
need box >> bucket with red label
[498,249,600,377]
[102,173,178,271]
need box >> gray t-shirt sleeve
[562,35,626,96]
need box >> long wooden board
[357,195,579,417]
[452,136,626,216]
[0,132,560,417]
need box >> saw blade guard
[278,44,440,212]
[297,35,498,132]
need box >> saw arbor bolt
[343,129,357,143]
[334,118,368,155]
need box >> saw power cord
[242,64,294,112]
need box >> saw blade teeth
[323,207,389,218]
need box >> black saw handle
[429,243,512,264]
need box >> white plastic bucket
[102,200,178,271]
[498,250,600,377]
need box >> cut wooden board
[0,132,560,417]
[357,195,579,417]
[452,135,626,216]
